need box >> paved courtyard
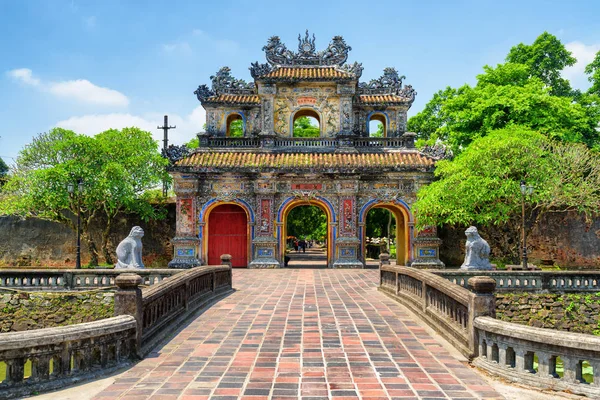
[93,269,502,400]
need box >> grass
[533,355,593,383]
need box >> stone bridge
[90,269,501,399]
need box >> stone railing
[379,265,495,358]
[0,261,233,398]
[0,269,181,291]
[474,316,600,397]
[0,315,136,399]
[433,270,600,292]
[115,264,233,356]
[199,136,414,150]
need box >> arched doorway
[360,201,411,266]
[367,112,387,137]
[226,113,245,137]
[207,204,248,267]
[278,198,335,267]
[291,109,321,137]
[285,205,327,268]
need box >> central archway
[278,197,335,268]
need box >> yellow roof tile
[262,67,354,80]
[205,94,260,105]
[176,151,434,169]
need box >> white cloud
[55,106,206,146]
[6,68,129,107]
[563,41,600,90]
[7,68,40,86]
[48,79,129,106]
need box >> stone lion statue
[460,226,493,270]
[115,226,145,269]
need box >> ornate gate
[208,204,248,267]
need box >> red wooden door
[208,204,248,267]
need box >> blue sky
[1,0,599,164]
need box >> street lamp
[67,178,84,269]
[520,180,534,269]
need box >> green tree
[409,33,600,153]
[0,157,8,186]
[293,116,320,138]
[229,119,244,137]
[0,127,169,265]
[585,50,600,96]
[186,137,199,149]
[414,126,600,261]
[506,32,576,97]
[369,122,385,138]
[287,205,326,240]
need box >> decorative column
[168,174,201,268]
[249,178,280,268]
[333,182,363,268]
[410,225,445,269]
[337,84,355,137]
[258,83,276,147]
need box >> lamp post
[520,180,534,269]
[67,178,84,269]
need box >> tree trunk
[101,218,113,265]
[82,232,99,266]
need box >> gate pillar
[249,193,281,268]
[168,174,201,269]
[333,194,363,268]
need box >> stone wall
[0,290,114,332]
[0,203,175,267]
[496,292,600,335]
[439,211,600,268]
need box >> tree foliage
[293,116,320,138]
[506,31,576,97]
[229,119,244,137]
[0,157,8,187]
[0,127,169,265]
[287,205,326,240]
[414,126,600,261]
[408,32,600,153]
[585,50,600,96]
[366,208,395,238]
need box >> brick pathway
[93,269,503,400]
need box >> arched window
[368,113,386,137]
[226,113,244,137]
[292,109,320,138]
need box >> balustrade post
[467,276,496,358]
[515,348,526,372]
[220,254,232,268]
[64,271,74,289]
[562,356,579,383]
[498,344,507,366]
[8,358,25,384]
[115,273,143,357]
[590,360,600,387]
[379,253,390,269]
[537,351,552,377]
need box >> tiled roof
[358,95,412,105]
[175,151,434,170]
[262,67,354,80]
[204,94,260,105]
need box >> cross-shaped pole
[158,115,176,197]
